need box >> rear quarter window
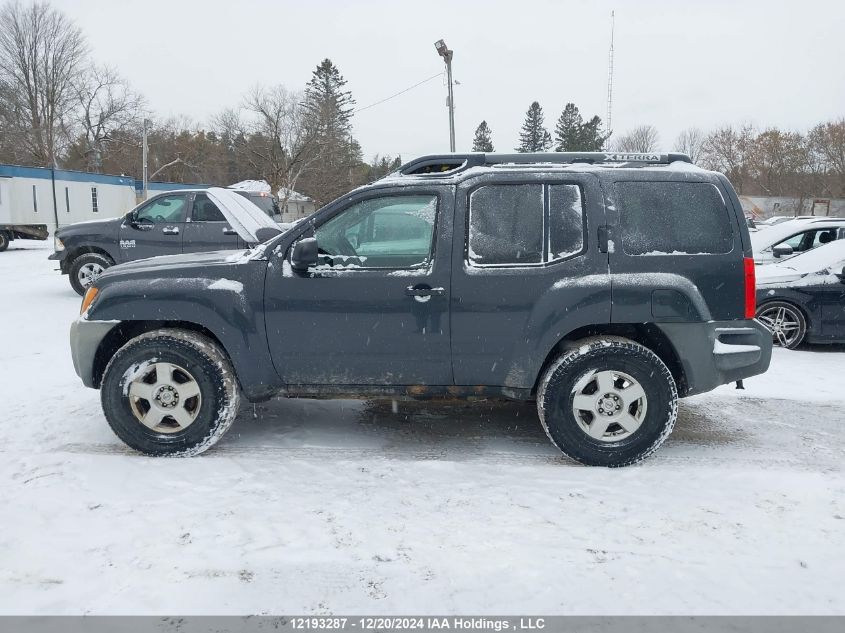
[617,181,733,255]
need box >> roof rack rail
[399,152,692,176]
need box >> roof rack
[398,152,693,176]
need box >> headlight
[80,287,99,316]
[54,236,65,251]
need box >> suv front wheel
[69,252,112,295]
[100,329,241,456]
[537,337,678,467]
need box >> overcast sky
[52,0,845,160]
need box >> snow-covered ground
[1,241,843,615]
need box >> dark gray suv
[69,152,772,466]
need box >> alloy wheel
[571,369,648,442]
[127,362,202,433]
[757,305,803,348]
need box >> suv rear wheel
[69,252,112,295]
[100,329,240,456]
[537,337,678,467]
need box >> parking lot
[1,241,843,615]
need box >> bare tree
[700,124,756,194]
[808,118,845,198]
[747,128,809,198]
[216,85,316,206]
[0,1,88,165]
[75,64,145,171]
[613,125,660,153]
[674,127,705,163]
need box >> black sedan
[755,239,845,348]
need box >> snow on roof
[750,217,845,251]
[758,239,845,282]
[228,179,270,193]
[228,180,312,202]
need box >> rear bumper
[70,318,121,389]
[656,319,772,396]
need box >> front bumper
[656,319,772,397]
[70,318,121,388]
[48,250,71,274]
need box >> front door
[119,193,188,261]
[182,192,242,253]
[264,189,453,386]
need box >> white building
[0,165,137,235]
[0,163,211,237]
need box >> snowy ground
[1,241,843,615]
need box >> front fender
[85,266,281,401]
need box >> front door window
[136,195,188,224]
[313,195,437,270]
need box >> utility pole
[435,39,456,152]
[142,118,151,200]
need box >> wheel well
[68,246,115,265]
[757,298,808,319]
[533,323,689,397]
[91,320,228,388]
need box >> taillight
[744,257,756,319]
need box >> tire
[536,336,678,467]
[755,301,807,349]
[69,252,112,296]
[100,329,241,456]
[0,232,9,252]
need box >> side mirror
[255,226,282,243]
[772,244,793,259]
[291,237,318,272]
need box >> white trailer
[0,165,139,250]
[0,163,214,251]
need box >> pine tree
[472,121,494,152]
[578,115,611,151]
[554,103,584,151]
[554,103,611,151]
[517,102,551,152]
[302,58,355,146]
[299,59,362,204]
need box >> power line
[354,71,445,114]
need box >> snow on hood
[756,239,845,286]
[206,187,279,243]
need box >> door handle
[597,226,609,253]
[162,226,179,235]
[223,227,238,235]
[405,286,445,297]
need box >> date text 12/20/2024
[291,617,546,631]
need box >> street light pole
[142,118,151,200]
[435,39,455,152]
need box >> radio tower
[606,10,615,135]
